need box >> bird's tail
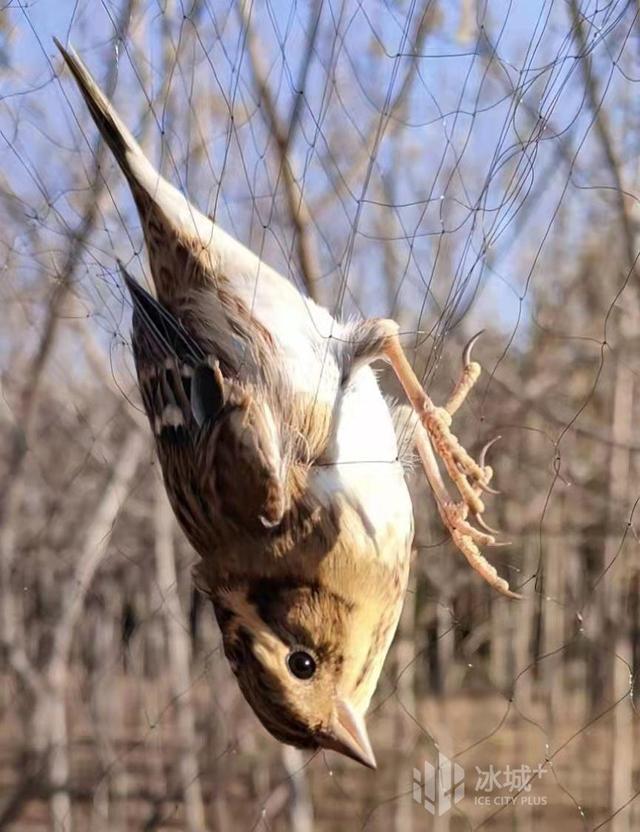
[55,38,223,300]
[56,37,306,314]
[55,38,140,183]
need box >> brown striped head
[213,578,388,769]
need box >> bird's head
[213,577,400,769]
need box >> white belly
[312,366,414,558]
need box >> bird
[55,38,518,770]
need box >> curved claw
[476,434,501,494]
[475,513,501,535]
[500,585,523,600]
[478,435,502,468]
[462,329,485,367]
[478,481,501,496]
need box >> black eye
[287,650,316,680]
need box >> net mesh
[0,1,639,830]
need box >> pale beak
[323,698,377,769]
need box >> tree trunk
[606,359,634,832]
[281,745,314,832]
[153,478,209,832]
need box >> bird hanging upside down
[56,39,519,770]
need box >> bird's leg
[412,424,518,598]
[349,319,519,598]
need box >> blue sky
[1,0,637,370]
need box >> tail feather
[55,37,223,299]
[55,38,139,184]
[56,36,315,315]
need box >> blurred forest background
[1,0,640,830]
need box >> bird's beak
[324,698,377,769]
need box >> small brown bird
[56,40,517,769]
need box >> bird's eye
[287,650,317,680]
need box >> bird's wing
[122,265,287,536]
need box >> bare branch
[237,0,323,302]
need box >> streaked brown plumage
[56,38,516,769]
